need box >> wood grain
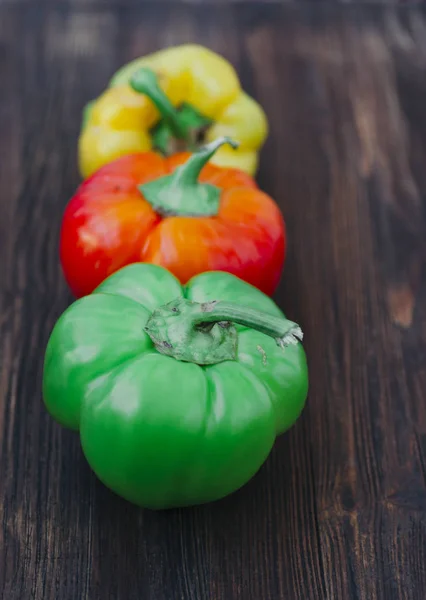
[0,0,416,7]
[1,3,426,599]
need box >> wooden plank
[0,0,414,7]
[0,3,426,599]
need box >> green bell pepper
[43,264,308,509]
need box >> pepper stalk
[139,137,238,217]
[130,68,212,155]
[144,297,303,365]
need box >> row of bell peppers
[43,45,309,510]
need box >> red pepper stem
[173,137,239,187]
[139,137,239,217]
[130,68,189,140]
[144,298,303,365]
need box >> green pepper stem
[144,297,303,365]
[192,301,303,348]
[130,68,188,140]
[139,137,239,217]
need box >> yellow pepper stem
[130,68,213,156]
[130,68,190,141]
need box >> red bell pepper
[60,137,285,297]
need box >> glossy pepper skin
[79,44,268,178]
[43,264,308,509]
[60,137,286,299]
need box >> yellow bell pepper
[79,44,268,178]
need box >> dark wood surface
[1,2,426,599]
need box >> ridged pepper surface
[43,264,308,509]
[79,44,268,178]
[61,138,285,298]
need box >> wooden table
[1,1,426,598]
